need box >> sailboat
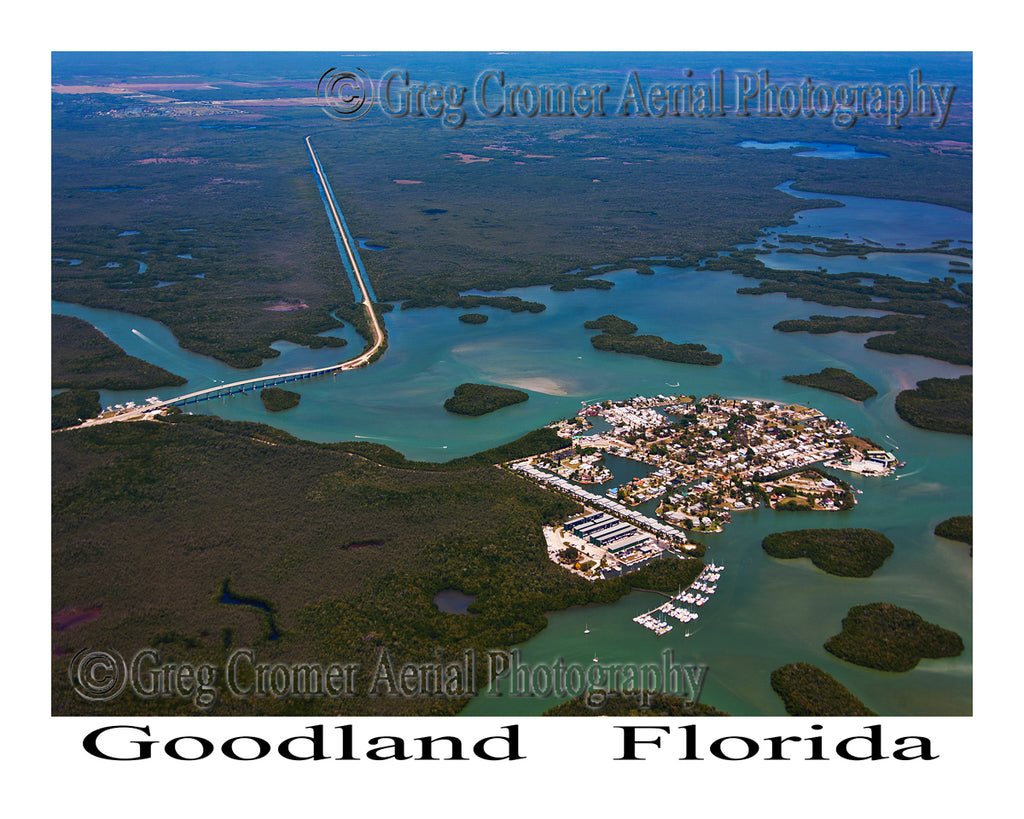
[583,623,590,635]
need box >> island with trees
[935,515,972,556]
[260,387,301,413]
[402,293,545,314]
[584,314,639,335]
[783,368,878,401]
[584,314,722,366]
[458,312,489,325]
[895,375,972,434]
[770,662,877,717]
[443,383,529,417]
[935,515,972,545]
[824,603,965,672]
[762,528,894,577]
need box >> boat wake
[131,328,158,345]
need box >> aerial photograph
[51,51,972,722]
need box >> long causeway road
[65,137,386,429]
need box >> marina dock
[632,563,724,635]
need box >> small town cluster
[508,394,900,581]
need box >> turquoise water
[52,260,967,461]
[52,188,972,715]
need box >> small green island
[824,603,965,672]
[935,515,972,556]
[544,692,729,717]
[458,312,489,325]
[762,528,894,577]
[584,314,638,335]
[935,515,972,545]
[444,383,529,416]
[895,375,972,434]
[783,368,878,401]
[770,662,877,717]
[584,314,722,366]
[259,387,301,412]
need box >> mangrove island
[770,662,877,717]
[824,603,965,672]
[762,528,894,577]
[584,314,722,366]
[444,383,529,416]
[260,387,301,412]
[783,368,878,401]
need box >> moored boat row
[632,612,673,635]
[632,562,725,635]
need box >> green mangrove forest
[584,314,722,366]
[935,515,972,557]
[761,528,895,577]
[52,314,186,391]
[444,383,530,417]
[51,413,707,716]
[260,387,301,412]
[824,603,965,673]
[783,368,878,401]
[895,375,972,434]
[770,662,877,717]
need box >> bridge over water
[165,362,349,407]
[78,136,386,426]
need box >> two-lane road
[304,135,385,368]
